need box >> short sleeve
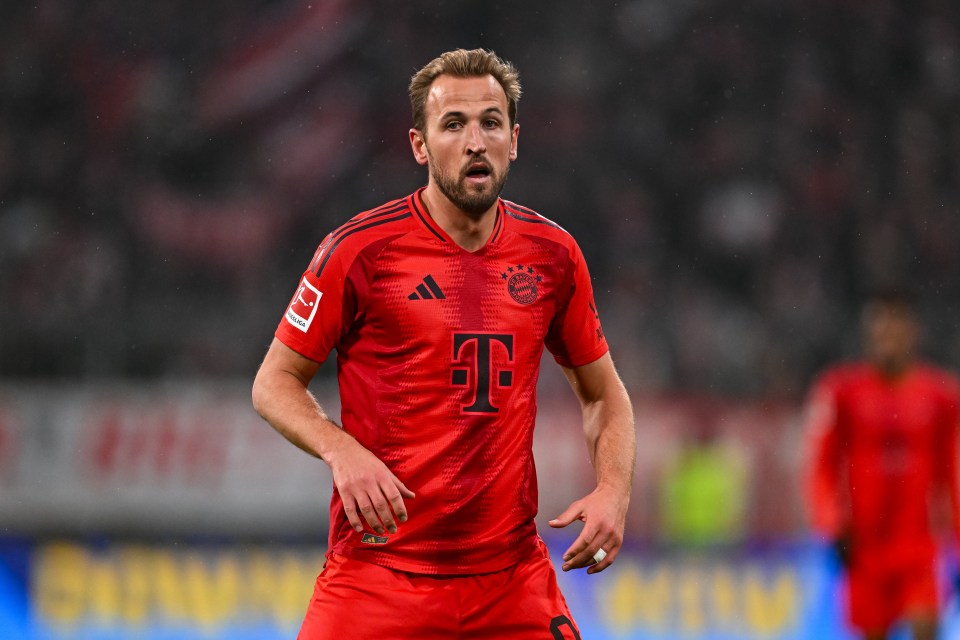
[274,234,357,363]
[544,239,609,368]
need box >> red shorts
[847,559,939,633]
[297,538,581,639]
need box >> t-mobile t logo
[451,332,514,414]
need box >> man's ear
[410,128,429,166]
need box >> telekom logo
[451,333,515,414]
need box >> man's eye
[484,119,501,128]
[446,122,463,130]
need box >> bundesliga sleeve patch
[285,277,322,333]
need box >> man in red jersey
[252,48,636,639]
[805,289,960,640]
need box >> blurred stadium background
[2,0,960,638]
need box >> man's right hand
[325,436,415,535]
[252,339,415,535]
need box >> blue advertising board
[0,537,957,639]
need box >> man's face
[863,301,919,373]
[410,74,519,216]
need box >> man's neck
[872,356,913,380]
[420,186,497,252]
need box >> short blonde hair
[409,48,521,133]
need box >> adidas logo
[408,274,446,300]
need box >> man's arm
[804,376,845,541]
[934,378,960,544]
[252,338,414,535]
[803,373,857,567]
[548,352,636,574]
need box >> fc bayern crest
[501,263,543,305]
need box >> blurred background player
[805,288,960,640]
[252,48,636,639]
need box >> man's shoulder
[330,195,418,243]
[500,198,573,243]
[311,195,419,273]
[913,362,960,397]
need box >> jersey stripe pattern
[275,189,608,574]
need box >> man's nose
[465,124,486,154]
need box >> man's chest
[360,239,568,346]
[843,382,942,454]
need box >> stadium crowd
[2,0,959,399]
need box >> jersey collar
[410,187,505,251]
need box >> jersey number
[550,615,581,639]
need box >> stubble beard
[429,153,509,217]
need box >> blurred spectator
[657,404,748,547]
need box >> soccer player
[251,48,636,639]
[805,289,960,640]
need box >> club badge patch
[501,264,542,305]
[285,277,322,333]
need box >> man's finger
[371,497,398,534]
[342,501,364,533]
[395,478,416,500]
[564,541,610,572]
[356,498,385,534]
[388,477,416,522]
[548,503,583,528]
[383,487,410,524]
[560,530,594,567]
[586,545,617,575]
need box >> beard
[428,152,510,216]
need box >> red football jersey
[275,189,609,574]
[805,362,960,563]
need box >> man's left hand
[548,485,628,575]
